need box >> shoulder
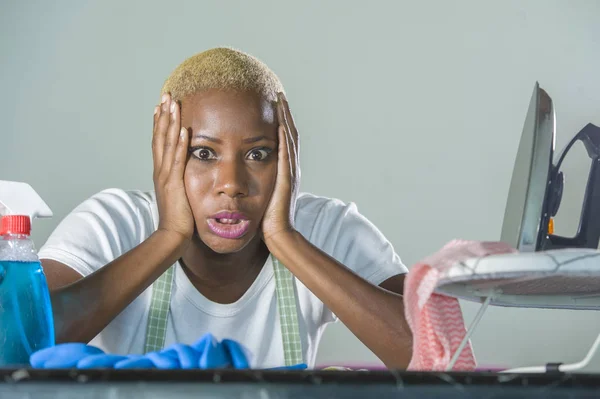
[38,188,158,276]
[294,192,407,274]
[68,188,158,228]
[294,192,356,226]
[294,192,379,244]
[292,193,407,325]
[75,188,156,215]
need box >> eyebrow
[193,134,276,144]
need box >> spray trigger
[0,180,52,221]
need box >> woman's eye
[191,148,216,160]
[247,148,271,161]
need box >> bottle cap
[0,215,31,235]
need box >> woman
[39,47,412,369]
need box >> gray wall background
[2,0,600,370]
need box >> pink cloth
[404,240,516,371]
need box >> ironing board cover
[435,249,600,310]
[143,255,304,367]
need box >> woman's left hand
[262,92,301,241]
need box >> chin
[197,232,258,255]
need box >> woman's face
[180,89,278,254]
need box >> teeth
[217,218,240,224]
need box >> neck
[180,234,269,303]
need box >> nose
[213,159,249,199]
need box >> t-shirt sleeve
[295,195,408,324]
[38,189,156,277]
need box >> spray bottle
[0,180,55,367]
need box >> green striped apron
[143,255,303,367]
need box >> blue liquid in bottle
[0,261,55,366]
[0,234,55,367]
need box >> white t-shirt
[38,189,407,369]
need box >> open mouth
[207,216,251,239]
[215,218,242,225]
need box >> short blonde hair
[161,47,284,102]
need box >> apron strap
[143,266,174,353]
[271,255,304,366]
[143,255,304,366]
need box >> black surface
[1,369,600,398]
[1,368,599,386]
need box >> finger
[275,97,291,170]
[277,124,293,181]
[151,105,161,165]
[280,93,299,155]
[153,94,171,170]
[161,97,181,172]
[276,94,286,132]
[278,94,298,174]
[153,105,160,130]
[278,94,297,178]
[171,127,189,177]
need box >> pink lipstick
[207,212,251,239]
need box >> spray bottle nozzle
[0,181,53,226]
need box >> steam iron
[500,82,600,252]
[433,84,600,367]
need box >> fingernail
[280,92,287,102]
[161,94,168,104]
[170,101,176,113]
[154,106,159,115]
[180,127,186,139]
[162,98,169,112]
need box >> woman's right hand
[152,93,194,245]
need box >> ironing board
[436,249,600,372]
[436,83,600,372]
[437,249,600,310]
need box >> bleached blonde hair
[161,47,284,102]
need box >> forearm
[50,229,187,344]
[266,231,412,369]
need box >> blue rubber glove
[194,334,230,368]
[168,343,201,369]
[266,363,308,370]
[30,343,104,368]
[222,339,250,369]
[29,334,267,370]
[114,355,156,369]
[76,354,129,369]
[146,349,180,369]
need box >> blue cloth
[30,334,306,370]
